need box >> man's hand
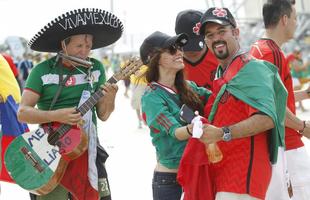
[200,124,223,144]
[51,107,82,125]
[294,85,310,101]
[96,83,118,121]
[100,83,118,102]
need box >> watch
[222,126,232,142]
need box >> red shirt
[250,39,303,150]
[183,49,218,91]
[204,55,271,199]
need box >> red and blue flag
[0,55,28,182]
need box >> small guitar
[4,57,143,195]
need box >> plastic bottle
[206,143,223,163]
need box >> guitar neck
[48,57,141,145]
[76,75,119,116]
[50,75,119,144]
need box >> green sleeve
[142,90,183,139]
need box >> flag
[177,138,215,200]
[0,55,28,182]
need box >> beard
[212,41,229,60]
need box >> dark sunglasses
[162,45,183,55]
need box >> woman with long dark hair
[139,31,211,200]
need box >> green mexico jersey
[25,56,106,111]
[142,81,211,169]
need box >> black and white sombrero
[28,8,124,52]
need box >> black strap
[48,63,74,110]
[47,58,74,131]
[152,83,182,108]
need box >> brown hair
[145,51,205,114]
[263,0,294,28]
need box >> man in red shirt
[175,9,218,91]
[250,1,310,199]
[180,7,287,200]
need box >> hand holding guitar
[100,83,119,106]
[97,83,118,121]
[51,107,82,125]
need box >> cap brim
[199,19,230,35]
[183,36,204,51]
[163,33,188,48]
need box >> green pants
[30,185,70,200]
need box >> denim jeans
[152,171,182,200]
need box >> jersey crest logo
[65,76,76,86]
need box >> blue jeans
[152,171,182,200]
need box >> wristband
[299,121,306,134]
[186,125,192,136]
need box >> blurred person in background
[101,55,111,75]
[175,9,218,91]
[140,31,211,200]
[17,53,33,89]
[289,48,310,111]
[110,54,121,74]
[130,65,148,128]
[250,0,310,199]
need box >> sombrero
[28,8,124,52]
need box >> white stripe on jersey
[41,70,100,86]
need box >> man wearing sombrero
[17,8,123,200]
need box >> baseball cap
[199,7,237,35]
[175,9,205,51]
[140,31,188,64]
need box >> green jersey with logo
[25,56,106,127]
[142,81,211,169]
